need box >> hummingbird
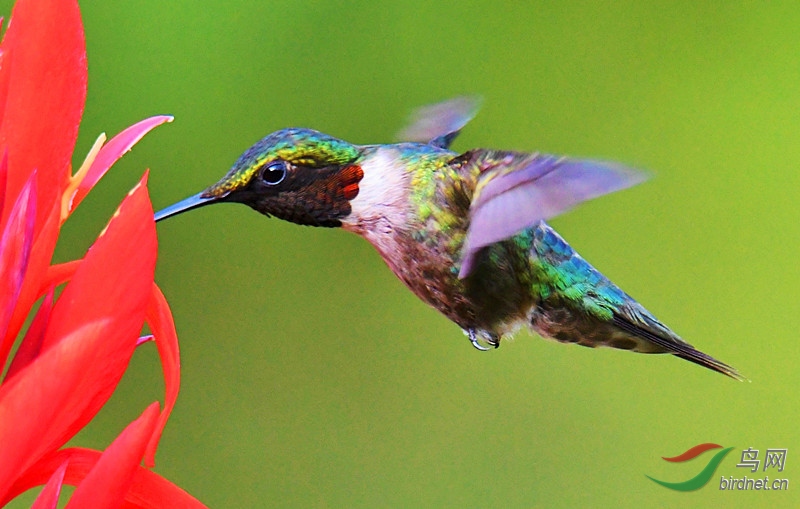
[155,97,742,380]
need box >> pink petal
[65,403,160,509]
[143,284,181,467]
[3,288,52,382]
[30,461,67,509]
[0,0,87,234]
[4,448,209,508]
[1,199,61,368]
[0,172,36,358]
[136,335,155,346]
[69,116,173,215]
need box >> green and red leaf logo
[647,443,734,491]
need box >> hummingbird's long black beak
[154,193,220,222]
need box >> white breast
[342,147,411,240]
[339,147,413,270]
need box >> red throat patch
[247,162,365,227]
[339,165,364,201]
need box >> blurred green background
[5,1,800,507]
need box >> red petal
[0,320,118,499]
[0,150,8,219]
[30,461,67,509]
[0,17,10,144]
[39,260,81,291]
[65,403,159,509]
[0,172,36,358]
[0,0,87,234]
[0,259,82,369]
[142,284,181,467]
[0,176,156,498]
[5,448,208,509]
[5,265,177,469]
[68,116,174,215]
[43,172,155,351]
[3,288,52,382]
[13,281,186,468]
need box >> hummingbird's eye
[260,160,287,185]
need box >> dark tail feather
[673,349,746,381]
[611,315,746,381]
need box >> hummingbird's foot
[467,329,500,351]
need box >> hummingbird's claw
[467,329,500,351]
[470,336,491,351]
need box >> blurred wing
[396,96,482,148]
[459,153,647,278]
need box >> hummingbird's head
[155,128,365,227]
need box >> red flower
[0,0,206,506]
